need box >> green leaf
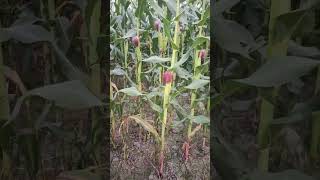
[149,0,164,18]
[192,36,209,48]
[166,0,177,16]
[122,29,136,39]
[288,40,320,58]
[163,18,172,41]
[271,102,312,125]
[234,56,320,87]
[12,10,41,26]
[118,87,143,96]
[7,81,104,125]
[0,19,88,85]
[174,48,192,68]
[82,0,100,43]
[213,18,256,59]
[185,79,210,89]
[146,91,162,99]
[147,99,162,113]
[272,8,314,46]
[142,56,170,63]
[25,81,103,109]
[197,6,210,26]
[142,65,158,74]
[173,10,185,22]
[31,81,104,107]
[176,67,192,80]
[170,99,189,118]
[111,67,126,76]
[135,0,147,19]
[0,24,53,43]
[192,115,210,124]
[52,44,90,84]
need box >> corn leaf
[118,87,143,96]
[128,115,160,142]
[185,79,210,89]
[6,81,104,126]
[142,56,170,63]
[235,56,320,87]
[192,115,210,124]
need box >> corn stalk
[158,25,164,84]
[134,18,144,141]
[135,45,142,91]
[159,0,180,176]
[124,40,129,71]
[184,1,206,161]
[156,17,167,128]
[86,0,102,164]
[257,0,291,171]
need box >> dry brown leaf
[189,124,202,139]
[128,114,160,143]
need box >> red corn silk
[163,71,173,84]
[199,49,206,63]
[154,19,161,31]
[131,36,140,47]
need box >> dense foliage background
[213,0,320,179]
[3,0,320,179]
[0,0,108,179]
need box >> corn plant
[0,0,107,179]
[158,0,182,175]
[111,0,210,178]
[183,0,209,160]
[213,0,320,179]
[256,0,291,171]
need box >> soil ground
[111,123,210,180]
[111,95,210,180]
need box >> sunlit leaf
[118,87,143,96]
[185,79,210,89]
[142,56,170,63]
